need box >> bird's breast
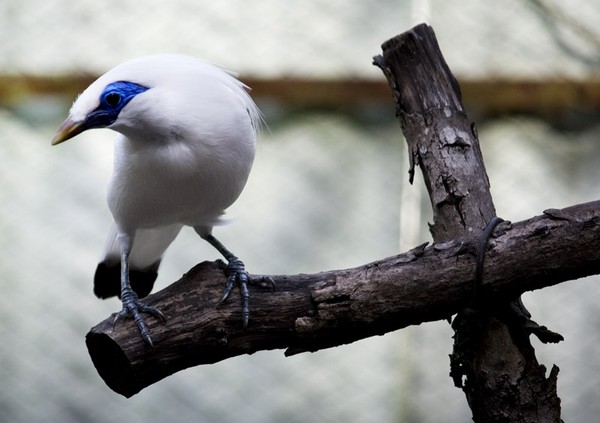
[108,133,255,231]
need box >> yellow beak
[51,118,86,145]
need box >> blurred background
[1,0,599,422]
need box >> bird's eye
[104,92,122,108]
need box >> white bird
[52,54,266,346]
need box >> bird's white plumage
[101,224,183,271]
[54,54,265,342]
[69,54,261,272]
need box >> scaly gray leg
[114,241,165,346]
[199,232,274,328]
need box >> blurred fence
[1,1,599,422]
[1,0,599,78]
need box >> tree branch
[374,23,568,422]
[86,201,600,397]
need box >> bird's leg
[114,243,165,346]
[201,233,250,327]
[199,232,274,329]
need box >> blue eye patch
[83,81,149,130]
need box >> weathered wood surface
[87,201,600,397]
[375,23,567,422]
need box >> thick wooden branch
[374,24,496,240]
[86,201,600,397]
[374,24,566,422]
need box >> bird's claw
[216,258,275,329]
[114,288,165,347]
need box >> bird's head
[52,80,150,145]
[51,55,187,145]
[52,54,261,146]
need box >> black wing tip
[93,261,159,299]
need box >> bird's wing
[93,223,183,299]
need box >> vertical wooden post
[374,23,562,422]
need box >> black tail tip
[93,261,158,299]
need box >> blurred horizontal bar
[1,74,598,119]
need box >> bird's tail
[93,224,183,299]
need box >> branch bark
[374,24,566,422]
[86,201,600,397]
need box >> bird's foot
[114,287,165,347]
[216,258,275,329]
